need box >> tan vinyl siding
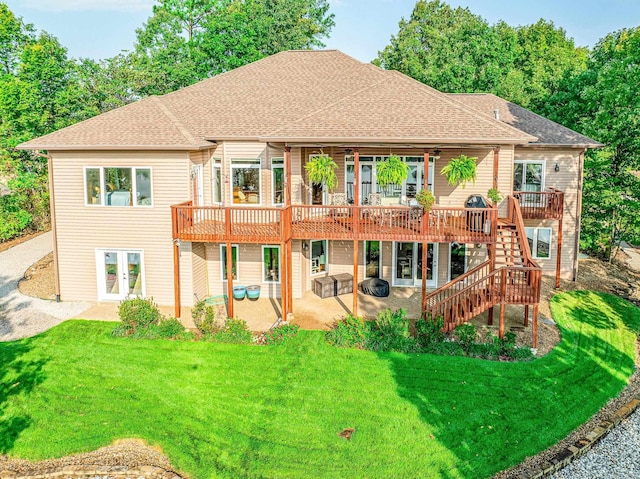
[191,242,208,301]
[51,150,191,305]
[515,147,581,279]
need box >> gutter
[37,152,61,303]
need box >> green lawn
[0,290,638,479]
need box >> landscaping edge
[0,465,183,479]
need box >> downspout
[573,149,586,282]
[38,152,61,302]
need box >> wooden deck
[514,189,564,220]
[172,203,498,244]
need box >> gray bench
[313,273,353,298]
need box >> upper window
[271,157,284,206]
[212,158,222,204]
[514,161,544,193]
[85,167,152,207]
[525,227,552,259]
[231,159,261,205]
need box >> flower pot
[246,285,261,300]
[233,286,247,300]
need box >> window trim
[271,157,284,206]
[84,166,153,208]
[525,227,552,260]
[220,244,239,281]
[212,158,223,205]
[310,239,328,276]
[230,158,262,206]
[513,160,546,193]
[261,245,281,283]
[448,243,468,282]
[363,240,382,279]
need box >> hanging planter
[415,189,436,212]
[376,154,409,187]
[440,154,477,188]
[305,150,338,192]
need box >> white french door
[393,242,438,288]
[96,249,144,301]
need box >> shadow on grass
[378,291,640,478]
[0,339,47,453]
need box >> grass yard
[0,290,639,478]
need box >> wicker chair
[332,193,347,205]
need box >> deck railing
[171,203,498,244]
[513,189,564,220]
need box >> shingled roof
[20,50,552,151]
[449,93,602,148]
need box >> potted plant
[415,189,436,212]
[487,188,502,205]
[376,154,409,188]
[305,150,338,192]
[440,154,477,188]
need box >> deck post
[173,237,181,318]
[226,241,234,319]
[353,239,359,316]
[555,194,564,289]
[532,304,539,348]
[524,304,529,327]
[287,239,293,317]
[281,241,288,319]
[493,147,500,190]
[499,268,507,339]
[353,148,360,206]
[421,149,430,318]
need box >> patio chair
[332,193,347,206]
[367,193,383,224]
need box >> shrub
[264,324,300,345]
[118,297,162,334]
[326,314,371,349]
[415,314,445,348]
[369,309,415,352]
[455,323,477,353]
[192,300,220,335]
[210,318,253,344]
[156,317,186,339]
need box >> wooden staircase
[423,196,542,345]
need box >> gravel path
[0,231,92,341]
[550,407,640,479]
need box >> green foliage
[368,308,414,353]
[304,152,338,192]
[155,317,186,339]
[209,318,253,344]
[117,297,163,334]
[414,314,445,347]
[440,154,477,188]
[454,322,477,353]
[487,188,502,204]
[191,299,219,335]
[263,323,300,345]
[375,154,409,187]
[415,188,435,211]
[325,314,371,349]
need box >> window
[262,246,280,282]
[364,241,381,278]
[514,161,544,192]
[220,245,238,280]
[449,243,467,280]
[310,240,328,275]
[525,227,552,259]
[231,159,261,205]
[212,158,222,204]
[84,167,152,207]
[272,158,284,205]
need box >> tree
[543,27,640,259]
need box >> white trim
[95,249,145,301]
[84,166,153,208]
[84,166,103,206]
[261,245,281,283]
[310,239,328,276]
[525,227,553,260]
[448,243,468,282]
[513,160,546,192]
[391,242,438,288]
[220,244,239,281]
[230,158,262,206]
[271,157,284,206]
[211,158,223,205]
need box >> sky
[3,0,640,62]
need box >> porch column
[287,239,293,317]
[532,304,539,349]
[353,148,360,206]
[493,147,500,191]
[499,268,506,339]
[226,241,234,319]
[281,241,288,319]
[353,240,359,316]
[421,149,430,318]
[173,239,181,318]
[555,195,564,289]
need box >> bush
[326,314,371,349]
[455,323,477,353]
[415,314,445,347]
[156,317,186,339]
[118,297,162,334]
[369,309,415,352]
[264,324,300,345]
[191,300,220,335]
[210,318,253,344]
